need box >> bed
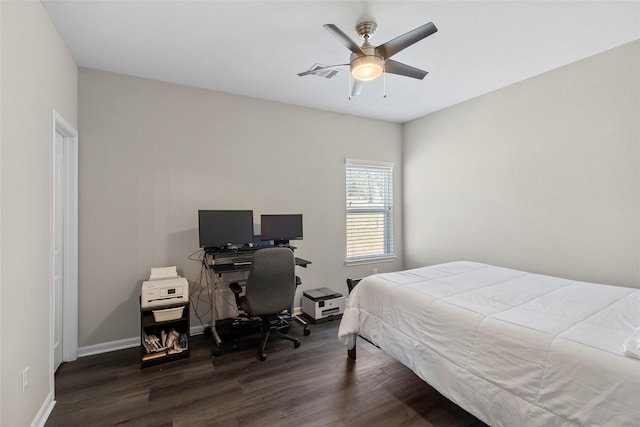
[338,261,640,426]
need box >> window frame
[345,159,396,266]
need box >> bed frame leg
[347,347,356,360]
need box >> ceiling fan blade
[350,79,364,98]
[323,24,365,56]
[297,64,348,77]
[384,59,428,80]
[376,22,437,59]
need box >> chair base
[257,315,300,361]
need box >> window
[346,160,394,263]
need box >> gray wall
[403,40,640,288]
[0,1,78,425]
[78,68,403,347]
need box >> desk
[203,247,311,353]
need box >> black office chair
[230,247,301,361]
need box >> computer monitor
[260,214,303,246]
[198,210,254,249]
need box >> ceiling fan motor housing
[351,22,384,81]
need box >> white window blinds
[346,161,394,261]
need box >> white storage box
[152,306,184,322]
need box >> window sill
[345,255,397,267]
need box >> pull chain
[383,61,387,98]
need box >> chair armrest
[229,282,243,309]
[229,282,242,295]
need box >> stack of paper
[149,266,178,281]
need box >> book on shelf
[142,331,167,354]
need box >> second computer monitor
[260,214,303,246]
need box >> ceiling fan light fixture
[351,55,384,81]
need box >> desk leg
[211,281,223,357]
[211,327,222,357]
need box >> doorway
[52,110,78,373]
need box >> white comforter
[338,261,640,426]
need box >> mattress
[338,261,640,426]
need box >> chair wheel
[304,328,311,336]
[211,347,222,357]
[258,353,267,361]
[294,340,301,348]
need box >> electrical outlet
[22,367,29,395]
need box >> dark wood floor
[46,320,487,427]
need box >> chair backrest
[244,247,296,316]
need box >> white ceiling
[42,1,640,123]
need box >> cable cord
[188,252,214,327]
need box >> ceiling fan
[298,21,438,98]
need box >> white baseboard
[77,337,139,358]
[31,392,55,427]
[189,324,207,336]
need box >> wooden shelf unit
[140,302,190,368]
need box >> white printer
[141,266,189,308]
[301,287,345,321]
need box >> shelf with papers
[140,302,190,368]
